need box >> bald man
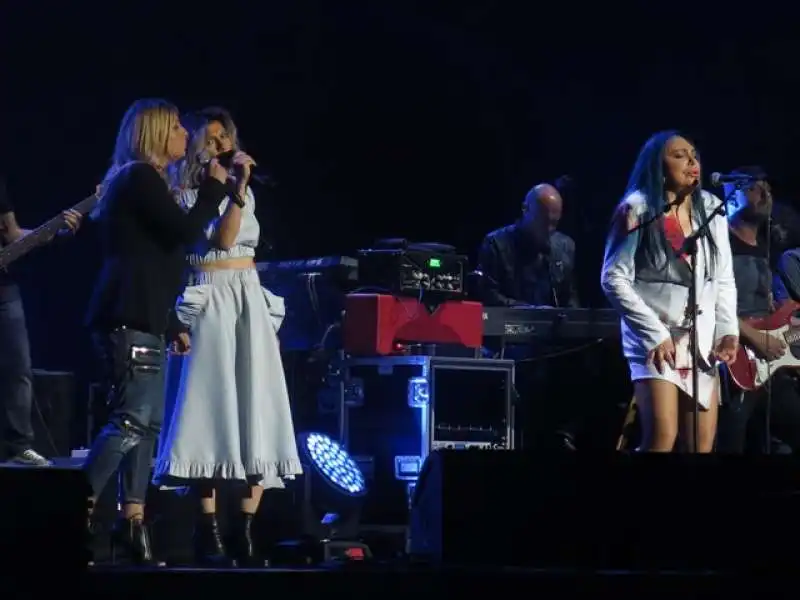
[477,183,578,308]
[476,182,582,452]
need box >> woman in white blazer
[601,131,739,453]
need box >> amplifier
[341,355,514,525]
[31,369,76,458]
[357,249,467,299]
[343,294,483,355]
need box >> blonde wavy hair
[92,98,181,219]
[177,106,242,189]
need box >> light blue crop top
[179,186,260,266]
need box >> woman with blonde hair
[154,107,302,567]
[83,98,229,565]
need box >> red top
[663,213,688,260]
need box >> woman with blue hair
[601,131,739,453]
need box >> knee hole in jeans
[117,418,146,453]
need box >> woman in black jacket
[83,98,229,565]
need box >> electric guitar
[727,300,800,391]
[0,192,99,269]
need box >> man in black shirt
[716,166,800,453]
[0,176,81,465]
[478,182,579,308]
[477,182,584,451]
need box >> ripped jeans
[83,328,165,505]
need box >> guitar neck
[0,193,98,268]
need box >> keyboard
[256,255,358,282]
[482,306,619,341]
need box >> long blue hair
[625,130,717,273]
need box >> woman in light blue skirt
[153,107,302,566]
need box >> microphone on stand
[710,171,757,187]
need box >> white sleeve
[177,188,199,211]
[600,195,671,352]
[708,193,739,340]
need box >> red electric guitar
[727,300,800,391]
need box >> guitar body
[728,301,800,391]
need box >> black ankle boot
[110,517,163,566]
[87,512,97,567]
[232,512,264,568]
[194,513,235,567]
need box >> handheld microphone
[198,150,276,187]
[215,150,275,186]
[710,171,757,187]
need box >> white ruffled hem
[154,458,303,491]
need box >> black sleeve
[564,239,581,308]
[0,176,12,215]
[124,162,228,245]
[477,236,518,306]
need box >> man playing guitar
[716,166,800,454]
[0,175,82,465]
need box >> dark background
[1,4,796,407]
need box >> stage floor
[16,564,781,598]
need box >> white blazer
[601,190,738,365]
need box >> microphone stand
[679,189,738,452]
[628,197,685,236]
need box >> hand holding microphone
[230,151,257,189]
[199,150,261,207]
[207,158,228,185]
[221,151,256,207]
[198,150,239,185]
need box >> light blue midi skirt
[153,268,303,488]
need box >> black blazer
[85,162,227,338]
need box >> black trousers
[717,370,800,454]
[511,340,626,452]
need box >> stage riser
[409,451,800,571]
[0,466,90,571]
[79,569,740,600]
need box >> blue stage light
[301,432,366,497]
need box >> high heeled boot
[110,516,163,566]
[194,512,235,567]
[232,512,265,568]
[87,511,97,567]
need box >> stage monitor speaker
[408,450,800,572]
[0,466,90,574]
[31,369,76,457]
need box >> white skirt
[629,327,720,410]
[153,268,303,489]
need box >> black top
[730,232,779,318]
[85,162,227,337]
[477,222,579,308]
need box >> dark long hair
[625,130,718,273]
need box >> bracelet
[231,192,246,208]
